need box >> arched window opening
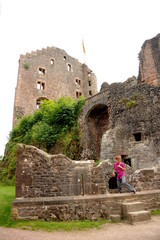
[36,97,48,109]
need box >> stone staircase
[122,201,151,224]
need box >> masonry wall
[12,190,160,221]
[81,81,160,170]
[15,144,115,198]
[13,143,160,221]
[138,34,160,86]
[16,144,160,199]
[13,47,97,125]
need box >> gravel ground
[0,215,160,240]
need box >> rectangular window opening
[37,82,41,89]
[89,90,92,96]
[37,81,45,90]
[76,91,82,98]
[88,80,91,86]
[68,64,71,72]
[76,79,81,85]
[41,82,45,90]
[39,67,45,75]
[50,59,54,65]
[133,132,142,142]
[124,158,131,167]
[121,155,132,167]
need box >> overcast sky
[0,0,160,156]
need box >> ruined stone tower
[80,34,160,168]
[138,33,160,86]
[13,46,98,125]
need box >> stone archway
[85,104,109,159]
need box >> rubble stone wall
[13,144,160,221]
[12,190,160,221]
[15,144,115,198]
[16,144,160,200]
[81,82,160,169]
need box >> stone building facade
[13,46,97,125]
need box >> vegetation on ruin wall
[118,92,143,109]
[0,97,85,185]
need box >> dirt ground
[0,215,160,240]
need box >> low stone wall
[12,144,160,221]
[130,165,160,191]
[12,190,160,221]
[15,144,114,198]
[15,144,160,199]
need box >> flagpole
[82,38,86,64]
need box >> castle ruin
[13,46,97,125]
[12,34,160,221]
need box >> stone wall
[16,144,160,199]
[138,34,160,86]
[12,190,160,221]
[12,144,160,221]
[130,163,160,191]
[81,82,160,169]
[15,144,116,198]
[13,47,97,125]
[80,34,160,164]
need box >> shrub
[0,96,85,184]
[23,62,30,70]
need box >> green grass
[0,185,111,231]
[151,209,160,215]
[9,219,110,231]
[0,185,15,226]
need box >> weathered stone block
[127,210,151,224]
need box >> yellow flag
[82,39,86,55]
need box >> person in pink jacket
[113,155,136,194]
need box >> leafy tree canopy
[0,96,85,184]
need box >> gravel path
[0,216,160,240]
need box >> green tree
[0,96,85,184]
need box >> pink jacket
[114,162,125,179]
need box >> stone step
[127,210,151,224]
[122,202,143,218]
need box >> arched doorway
[86,104,109,159]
